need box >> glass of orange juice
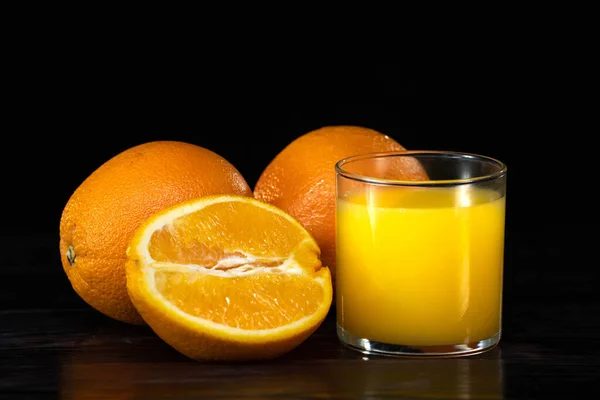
[335,150,507,357]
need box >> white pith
[143,247,310,277]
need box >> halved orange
[125,195,333,361]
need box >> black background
[2,11,598,398]
[3,48,599,400]
[8,64,574,235]
[2,61,589,312]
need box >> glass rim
[335,150,508,187]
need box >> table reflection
[59,341,503,399]
[333,350,504,399]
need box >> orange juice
[336,186,505,346]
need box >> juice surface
[336,186,505,346]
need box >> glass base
[337,325,501,358]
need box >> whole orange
[254,125,423,280]
[59,140,252,324]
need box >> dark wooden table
[1,227,598,399]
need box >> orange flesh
[155,271,324,329]
[144,200,325,330]
[149,202,309,264]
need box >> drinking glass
[335,150,507,357]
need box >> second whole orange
[253,125,427,281]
